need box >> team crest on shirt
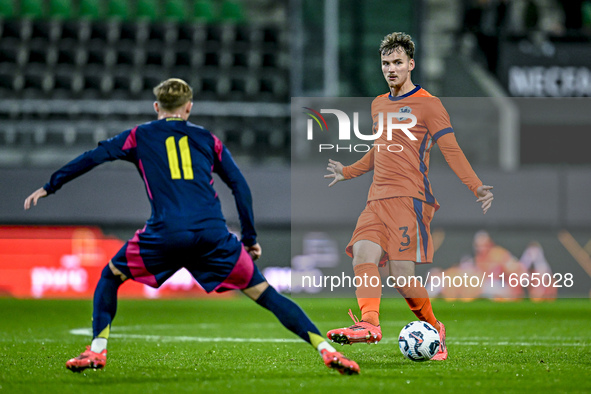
[397,106,412,121]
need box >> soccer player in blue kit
[24,78,359,375]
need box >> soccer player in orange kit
[324,32,494,361]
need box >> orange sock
[354,263,381,326]
[396,278,440,331]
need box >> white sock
[317,340,336,355]
[91,338,107,353]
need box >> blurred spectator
[426,255,484,301]
[458,0,587,73]
[427,234,557,301]
[473,230,525,299]
[519,241,557,301]
[558,0,584,33]
[459,0,512,72]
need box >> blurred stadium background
[1,0,590,299]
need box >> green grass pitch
[0,297,590,393]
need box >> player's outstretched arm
[325,159,346,187]
[214,144,257,246]
[476,185,494,214]
[326,147,375,187]
[23,187,48,210]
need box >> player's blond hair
[379,32,415,59]
[153,78,193,111]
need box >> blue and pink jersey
[44,117,256,246]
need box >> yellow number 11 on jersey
[165,136,194,180]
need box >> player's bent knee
[105,261,128,283]
[352,240,383,266]
[242,281,269,301]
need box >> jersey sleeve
[44,129,137,195]
[342,147,375,179]
[424,97,453,140]
[436,133,482,196]
[213,139,257,246]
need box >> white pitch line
[69,328,591,347]
[0,338,56,343]
[70,328,301,343]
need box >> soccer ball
[398,321,441,361]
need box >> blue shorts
[110,224,264,293]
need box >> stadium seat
[230,77,246,99]
[119,22,141,42]
[30,19,62,41]
[174,50,189,67]
[45,44,58,66]
[115,46,134,65]
[172,65,193,83]
[262,52,276,68]
[232,51,247,67]
[262,27,279,46]
[113,68,142,97]
[11,70,24,92]
[178,24,207,43]
[54,67,83,94]
[193,0,216,22]
[48,0,73,20]
[106,0,131,20]
[219,23,237,44]
[161,47,175,67]
[145,46,163,66]
[268,129,286,149]
[216,76,231,97]
[201,77,216,94]
[164,0,187,22]
[45,125,67,146]
[136,0,160,21]
[0,0,15,19]
[0,125,17,146]
[142,74,161,94]
[204,51,219,67]
[83,71,101,92]
[99,74,114,95]
[219,0,245,22]
[234,24,250,45]
[0,39,19,64]
[59,20,85,41]
[1,20,22,39]
[87,44,115,67]
[27,41,49,65]
[0,67,15,91]
[90,20,121,42]
[79,0,102,20]
[74,126,96,146]
[244,76,258,97]
[148,23,177,44]
[23,67,47,92]
[56,42,75,64]
[13,124,35,146]
[131,47,146,66]
[20,0,45,19]
[205,25,221,43]
[224,128,241,148]
[259,77,274,95]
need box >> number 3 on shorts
[399,226,410,247]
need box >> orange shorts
[346,197,435,265]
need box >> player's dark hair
[379,32,415,59]
[153,78,193,111]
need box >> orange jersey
[342,86,482,210]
